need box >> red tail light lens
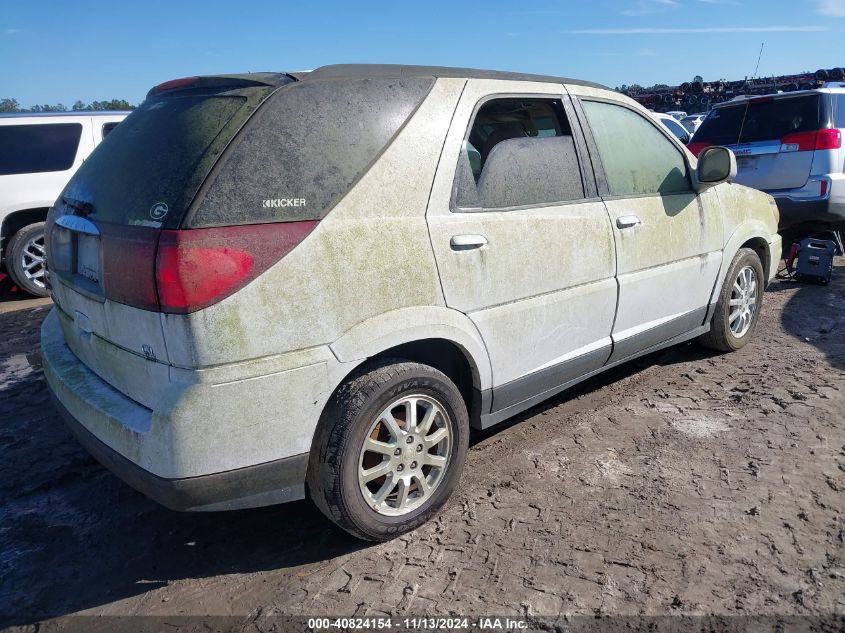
[153,76,198,93]
[781,129,842,153]
[155,221,317,314]
[816,128,842,150]
[687,142,712,157]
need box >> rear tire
[6,223,48,297]
[699,248,764,353]
[308,358,469,542]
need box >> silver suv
[42,65,780,541]
[690,84,845,231]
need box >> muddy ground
[1,262,843,632]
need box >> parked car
[689,84,845,231]
[652,111,692,144]
[665,110,688,121]
[681,113,706,134]
[0,111,128,296]
[42,65,780,541]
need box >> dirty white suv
[41,66,781,541]
[0,111,127,295]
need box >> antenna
[752,43,765,80]
[737,42,765,147]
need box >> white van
[0,111,128,295]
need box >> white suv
[41,66,780,540]
[0,111,127,295]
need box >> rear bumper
[41,307,326,511]
[770,174,845,228]
[52,391,308,511]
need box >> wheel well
[368,339,481,425]
[1,208,49,259]
[741,237,770,280]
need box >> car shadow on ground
[765,262,845,372]
[471,339,720,445]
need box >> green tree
[0,98,21,112]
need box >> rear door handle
[616,215,641,229]
[450,234,488,250]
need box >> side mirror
[694,146,736,190]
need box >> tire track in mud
[1,264,844,627]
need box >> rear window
[0,123,82,176]
[694,95,822,145]
[61,85,274,229]
[188,76,434,227]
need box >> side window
[663,118,690,144]
[582,100,691,196]
[0,123,83,176]
[102,122,120,139]
[453,98,584,210]
[836,94,845,128]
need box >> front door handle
[450,234,488,250]
[616,215,642,229]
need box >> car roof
[298,64,609,90]
[0,110,131,119]
[713,86,845,109]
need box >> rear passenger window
[190,77,434,227]
[582,100,690,197]
[0,123,82,176]
[453,98,584,210]
[102,122,120,138]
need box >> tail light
[780,129,842,153]
[152,76,199,94]
[99,220,317,314]
[155,221,318,314]
[687,142,712,157]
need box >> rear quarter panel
[161,78,467,369]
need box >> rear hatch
[45,74,291,408]
[691,93,829,190]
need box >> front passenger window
[582,100,691,196]
[454,98,584,210]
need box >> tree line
[0,98,135,113]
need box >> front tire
[699,248,764,352]
[6,222,49,297]
[308,359,469,541]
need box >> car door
[426,79,617,422]
[573,95,724,363]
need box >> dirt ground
[1,262,843,632]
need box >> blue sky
[2,0,844,107]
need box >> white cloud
[565,25,829,34]
[622,0,679,16]
[696,0,742,4]
[816,0,845,16]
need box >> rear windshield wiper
[62,196,95,216]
